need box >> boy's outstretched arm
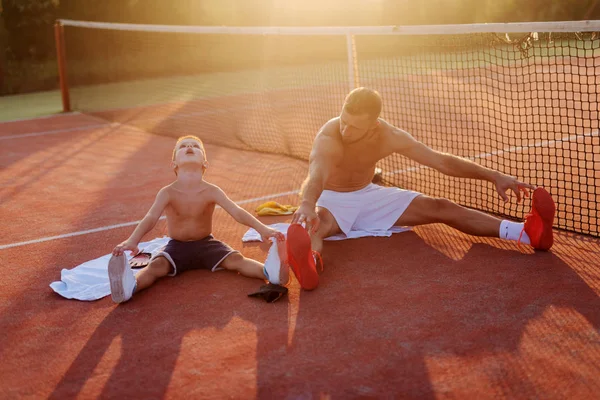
[113,188,170,256]
[213,187,284,242]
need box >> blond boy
[108,135,286,303]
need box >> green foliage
[469,0,600,23]
[2,0,58,61]
[1,0,599,95]
[2,58,57,94]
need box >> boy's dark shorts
[151,235,238,276]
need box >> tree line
[1,0,599,94]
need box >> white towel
[242,223,411,242]
[49,236,170,301]
[50,223,411,302]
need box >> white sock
[499,220,530,245]
[263,238,283,284]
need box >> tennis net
[55,19,600,237]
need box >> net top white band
[58,19,600,36]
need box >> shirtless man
[288,87,555,289]
[108,135,287,303]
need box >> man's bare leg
[310,207,342,254]
[395,195,502,236]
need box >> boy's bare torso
[163,182,216,241]
[322,118,396,192]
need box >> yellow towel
[255,201,298,216]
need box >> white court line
[0,90,340,140]
[385,130,600,176]
[86,91,342,120]
[0,122,118,140]
[0,111,81,124]
[0,189,299,250]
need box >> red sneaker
[523,187,555,250]
[286,224,322,290]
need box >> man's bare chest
[336,146,383,171]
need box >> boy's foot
[286,224,321,291]
[523,187,555,251]
[108,254,136,303]
[264,238,290,285]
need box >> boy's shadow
[49,270,291,399]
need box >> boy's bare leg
[220,252,267,280]
[134,256,172,292]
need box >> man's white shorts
[316,183,421,235]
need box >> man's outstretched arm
[292,135,342,230]
[389,125,534,202]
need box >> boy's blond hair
[172,135,205,160]
[172,135,206,176]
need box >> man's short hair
[172,135,205,161]
[343,87,382,120]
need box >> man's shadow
[278,231,600,398]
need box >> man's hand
[291,202,320,233]
[258,226,285,243]
[493,172,535,202]
[113,240,139,256]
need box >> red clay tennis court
[2,19,600,399]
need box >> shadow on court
[48,230,600,398]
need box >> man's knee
[423,197,459,222]
[147,256,172,277]
[432,197,455,213]
[397,195,457,225]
